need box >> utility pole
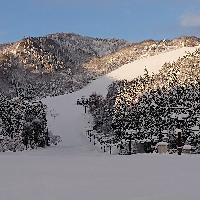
[93,135,96,145]
[84,105,87,113]
[177,131,182,155]
[128,134,132,155]
[109,145,112,154]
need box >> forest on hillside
[84,49,200,154]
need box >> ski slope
[1,46,200,200]
[43,46,199,153]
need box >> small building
[156,142,168,154]
[182,145,192,154]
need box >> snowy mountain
[0,33,199,99]
[1,36,200,200]
[83,36,200,77]
[0,33,200,154]
[43,46,199,153]
[0,33,129,98]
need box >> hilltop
[0,33,199,99]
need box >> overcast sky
[0,0,200,43]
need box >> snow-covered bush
[0,94,50,152]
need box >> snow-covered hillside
[1,46,200,200]
[43,46,199,153]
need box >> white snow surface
[1,153,200,200]
[1,46,200,200]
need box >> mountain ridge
[0,32,200,99]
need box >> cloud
[180,14,200,28]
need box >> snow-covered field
[1,153,200,200]
[1,46,200,200]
